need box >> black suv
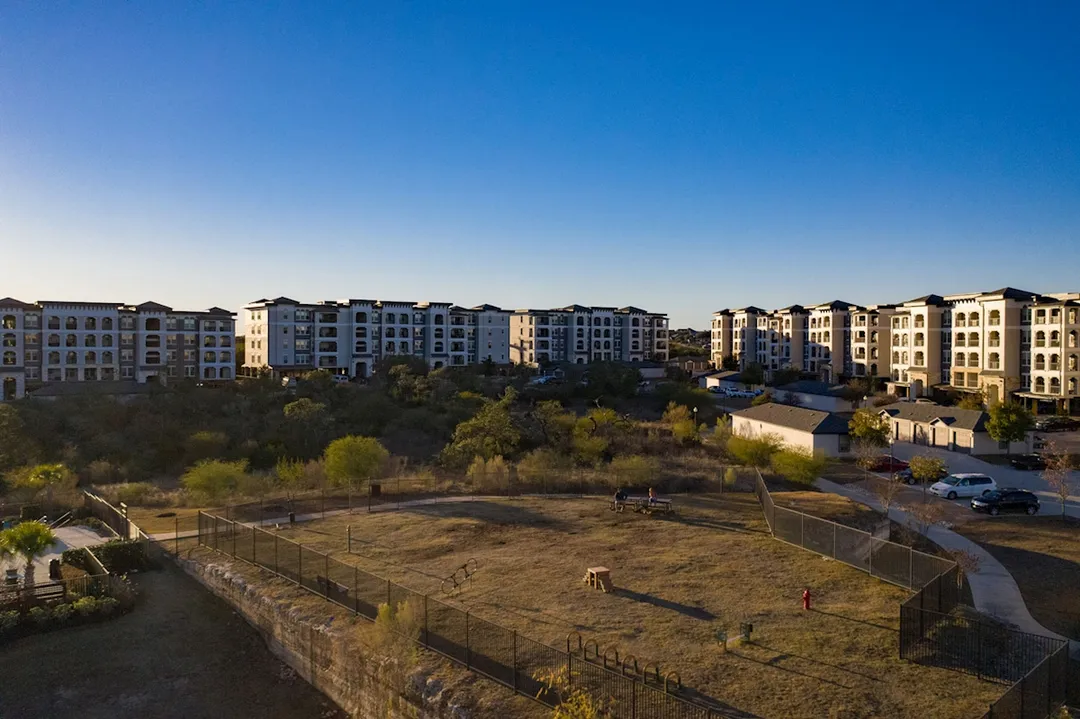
[1009,454,1046,471]
[1034,416,1080,432]
[971,489,1040,516]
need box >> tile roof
[731,403,851,435]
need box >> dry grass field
[247,492,1001,719]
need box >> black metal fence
[752,470,954,590]
[752,471,1073,718]
[196,511,725,719]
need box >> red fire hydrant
[802,588,811,611]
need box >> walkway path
[816,478,1078,658]
[1,525,109,585]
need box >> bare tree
[1041,439,1076,521]
[949,549,982,592]
[853,440,880,482]
[905,499,946,537]
[873,475,903,516]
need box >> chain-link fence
[196,510,728,719]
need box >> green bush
[723,467,738,488]
[0,610,19,633]
[52,603,73,623]
[72,596,100,617]
[769,448,828,486]
[61,547,94,573]
[98,597,120,616]
[727,434,781,468]
[92,540,152,574]
[28,605,51,627]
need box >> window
[1034,377,1045,393]
[121,349,134,363]
[85,351,97,364]
[65,334,77,347]
[145,334,161,348]
[1070,355,1078,372]
[145,351,161,365]
[166,318,178,331]
[1070,378,1077,395]
[1,351,14,366]
[203,351,216,363]
[85,335,97,347]
[914,351,924,366]
[968,312,979,326]
[914,332,924,346]
[955,353,966,367]
[1035,354,1045,371]
[1036,331,1046,347]
[202,336,217,347]
[1,333,14,348]
[955,312,966,327]
[25,333,38,346]
[24,350,38,363]
[1050,354,1060,371]
[183,318,196,331]
[65,351,77,365]
[184,350,195,362]
[1050,377,1061,394]
[988,352,1000,370]
[65,368,79,381]
[202,320,217,332]
[968,332,978,346]
[220,368,232,379]
[102,351,114,364]
[102,334,113,347]
[968,352,978,368]
[1051,331,1061,347]
[120,316,135,330]
[988,310,1000,326]
[102,317,113,330]
[184,365,196,378]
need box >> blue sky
[2,2,1079,328]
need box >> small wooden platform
[583,566,612,592]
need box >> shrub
[92,540,152,574]
[72,596,100,617]
[723,467,738,489]
[609,455,660,488]
[181,459,249,501]
[0,609,19,633]
[726,434,781,468]
[51,603,73,624]
[61,547,94,573]
[466,455,510,494]
[769,448,828,486]
[98,597,120,616]
[28,606,50,627]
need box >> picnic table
[611,496,673,515]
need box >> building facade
[507,305,668,367]
[711,287,1080,412]
[0,298,236,401]
[243,297,511,379]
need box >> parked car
[929,473,997,500]
[1009,454,1047,471]
[893,465,948,485]
[971,489,1040,516]
[707,386,725,394]
[331,374,350,385]
[870,456,909,473]
[1034,416,1080,432]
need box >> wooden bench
[619,496,673,515]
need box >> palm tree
[0,522,56,586]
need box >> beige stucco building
[509,305,668,367]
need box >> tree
[777,391,803,407]
[181,459,249,501]
[571,407,633,465]
[0,405,33,473]
[720,355,739,371]
[848,408,890,448]
[726,434,781,469]
[985,402,1034,456]
[769,367,801,388]
[840,379,870,408]
[908,455,947,496]
[466,455,510,493]
[441,389,521,468]
[905,499,946,537]
[184,431,229,463]
[323,436,390,490]
[271,458,310,505]
[949,549,982,592]
[531,400,576,451]
[516,449,573,490]
[9,463,77,506]
[751,391,774,407]
[741,362,765,388]
[873,475,903,515]
[581,362,641,400]
[769,448,826,486]
[704,415,733,451]
[609,455,660,488]
[1041,439,1075,520]
[853,440,882,480]
[662,402,700,444]
[955,391,985,411]
[282,397,331,459]
[0,521,56,585]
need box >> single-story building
[700,371,763,394]
[730,403,853,458]
[877,404,1033,455]
[774,380,860,413]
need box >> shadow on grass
[810,607,897,632]
[727,648,856,689]
[674,514,769,535]
[613,588,716,621]
[397,500,571,529]
[752,641,885,683]
[673,688,764,719]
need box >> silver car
[928,473,997,500]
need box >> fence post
[424,593,429,644]
[175,516,179,556]
[275,533,279,575]
[253,526,257,563]
[298,542,302,584]
[232,519,237,557]
[908,549,913,589]
[832,522,837,559]
[324,553,330,600]
[632,680,637,719]
[347,525,351,553]
[512,631,518,691]
[800,512,804,548]
[466,611,471,669]
[568,653,573,688]
[869,536,874,578]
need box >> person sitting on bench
[648,487,658,505]
[613,488,628,511]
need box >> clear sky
[2,2,1079,328]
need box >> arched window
[204,367,217,380]
[968,332,978,346]
[434,342,443,353]
[1069,378,1077,395]
[65,317,77,330]
[1050,378,1061,394]
[603,329,611,338]
[576,328,584,338]
[1070,355,1078,371]
[386,328,396,338]
[823,331,831,342]
[955,353,966,367]
[145,351,161,365]
[102,335,113,347]
[146,335,161,348]
[145,318,161,331]
[576,340,584,350]
[65,351,77,365]
[1035,354,1046,370]
[434,315,444,325]
[989,331,1000,347]
[1,333,15,348]
[1050,354,1060,370]
[577,316,585,326]
[1,351,15,366]
[870,363,878,375]
[203,351,216,363]
[355,312,368,323]
[603,341,611,349]
[84,317,96,330]
[892,351,900,364]
[355,341,367,353]
[901,352,908,364]
[102,351,114,364]
[66,334,77,347]
[955,312,966,327]
[1070,330,1078,348]
[914,332,924,346]
[969,312,979,326]
[593,341,601,349]
[102,317,113,330]
[1036,331,1046,347]
[85,351,97,364]
[85,335,96,347]
[988,310,1000,325]
[988,352,1000,370]
[632,317,640,326]
[968,352,978,367]
[914,351,924,366]
[399,342,408,353]
[1,315,15,330]
[385,313,395,323]
[48,351,60,365]
[355,327,367,338]
[1035,377,1045,393]
[1051,331,1061,347]
[956,333,966,347]
[631,341,640,350]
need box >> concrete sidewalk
[0,525,110,585]
[817,478,1078,658]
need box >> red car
[869,456,909,472]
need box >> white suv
[929,473,997,500]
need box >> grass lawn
[0,565,344,719]
[957,515,1080,641]
[247,493,1000,719]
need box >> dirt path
[0,564,344,719]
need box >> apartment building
[508,305,669,366]
[710,287,1080,412]
[243,297,511,379]
[0,298,236,401]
